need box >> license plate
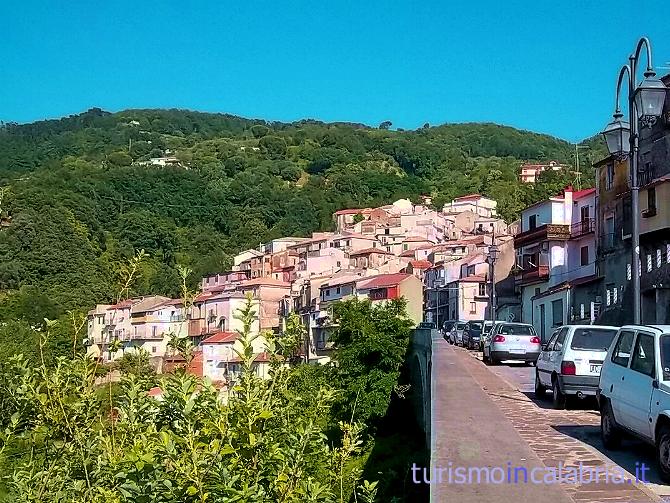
[510,349,526,354]
[590,364,602,374]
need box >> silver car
[482,322,540,364]
[449,321,467,345]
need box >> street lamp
[601,37,667,324]
[602,113,630,158]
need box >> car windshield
[469,322,483,331]
[570,328,617,351]
[661,335,670,381]
[498,324,535,336]
[456,323,466,330]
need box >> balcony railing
[571,218,595,238]
[516,265,550,285]
[514,224,571,248]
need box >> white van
[535,325,618,409]
[598,325,670,481]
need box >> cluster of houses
[87,195,512,382]
[88,92,670,384]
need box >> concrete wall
[409,328,433,448]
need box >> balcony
[517,265,550,285]
[571,218,595,238]
[514,224,570,248]
[515,253,550,285]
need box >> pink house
[238,278,292,330]
[189,291,255,343]
[201,271,250,292]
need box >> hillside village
[87,193,511,378]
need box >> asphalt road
[471,351,670,499]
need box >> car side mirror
[653,379,660,389]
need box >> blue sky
[1,0,669,142]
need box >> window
[528,215,537,230]
[336,261,341,267]
[648,254,653,272]
[630,333,656,378]
[545,329,560,351]
[151,346,157,354]
[336,287,341,294]
[580,205,590,221]
[326,289,331,297]
[580,246,589,266]
[403,244,408,251]
[604,215,615,247]
[470,302,477,313]
[606,163,614,190]
[152,326,157,338]
[648,187,657,211]
[478,283,486,296]
[498,324,535,336]
[554,327,568,352]
[611,330,635,367]
[570,328,617,351]
[660,335,670,381]
[534,287,541,297]
[658,250,662,269]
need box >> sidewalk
[430,338,657,503]
[430,337,572,502]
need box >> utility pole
[486,229,499,323]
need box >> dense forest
[0,108,605,345]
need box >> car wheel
[552,378,566,409]
[534,371,545,398]
[601,400,621,450]
[657,427,670,482]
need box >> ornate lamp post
[601,37,667,324]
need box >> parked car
[442,321,456,341]
[462,320,484,350]
[535,325,618,408]
[482,322,540,364]
[449,321,467,345]
[597,325,670,481]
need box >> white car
[449,321,467,346]
[535,325,618,409]
[597,325,670,481]
[482,322,540,364]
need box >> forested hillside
[0,108,604,341]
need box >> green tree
[330,298,414,433]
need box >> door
[539,304,546,343]
[604,330,636,422]
[538,329,560,386]
[617,331,656,438]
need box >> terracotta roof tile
[202,331,239,344]
[357,273,413,289]
[409,260,432,269]
[348,247,393,256]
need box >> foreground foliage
[0,297,383,503]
